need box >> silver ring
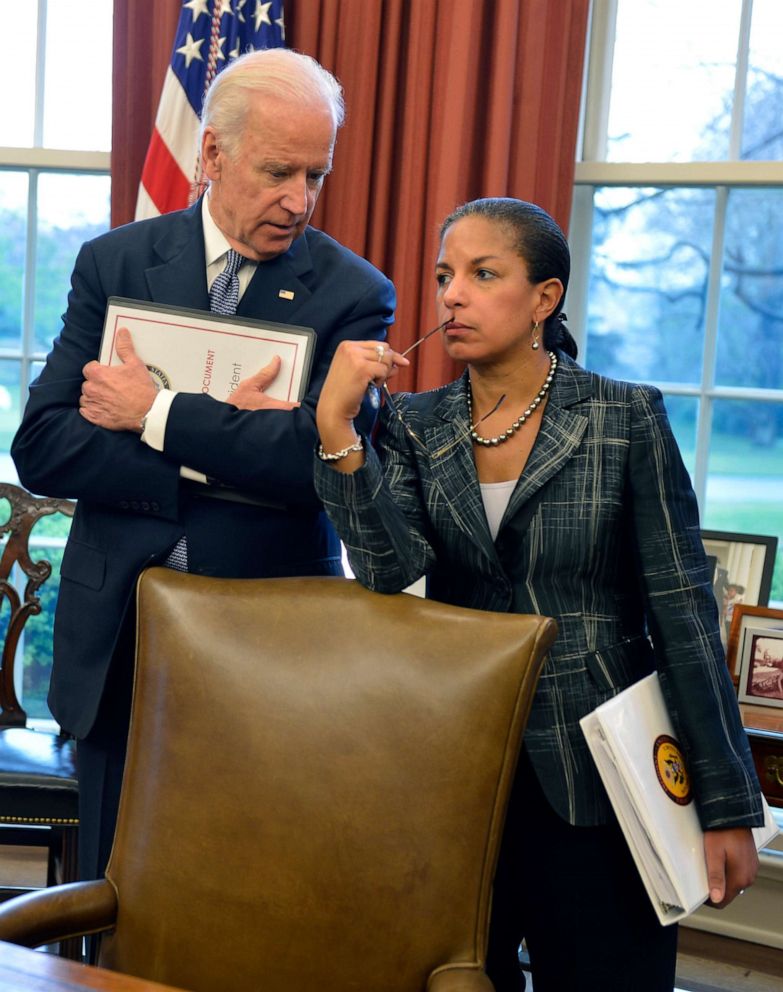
[739,888,746,896]
[375,344,386,362]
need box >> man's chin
[253,228,300,260]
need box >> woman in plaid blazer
[314,198,764,992]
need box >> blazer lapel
[420,376,499,564]
[145,201,211,310]
[502,356,592,525]
[237,231,315,324]
[143,203,316,323]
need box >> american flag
[136,0,286,220]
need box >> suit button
[119,500,129,509]
[151,501,160,511]
[130,500,140,510]
[141,501,150,511]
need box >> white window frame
[568,0,783,512]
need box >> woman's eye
[476,268,495,280]
[435,272,451,287]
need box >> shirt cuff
[140,389,176,451]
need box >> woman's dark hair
[440,197,578,359]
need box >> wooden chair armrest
[0,879,117,948]
[428,965,496,991]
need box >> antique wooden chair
[0,483,78,916]
[0,571,556,991]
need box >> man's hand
[80,328,158,432]
[704,827,759,908]
[227,355,300,411]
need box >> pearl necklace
[467,351,558,447]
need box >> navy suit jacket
[315,354,763,830]
[12,200,395,737]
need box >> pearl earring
[531,320,540,350]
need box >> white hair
[200,48,344,157]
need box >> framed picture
[726,603,783,691]
[736,612,783,709]
[700,530,778,655]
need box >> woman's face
[435,215,559,368]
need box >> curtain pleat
[111,0,180,229]
[291,0,590,390]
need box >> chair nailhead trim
[0,815,79,825]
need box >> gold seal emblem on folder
[653,735,692,805]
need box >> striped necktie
[164,250,245,572]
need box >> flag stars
[275,10,285,40]
[219,0,235,17]
[254,1,273,31]
[176,32,205,68]
[183,0,210,22]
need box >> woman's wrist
[316,421,365,473]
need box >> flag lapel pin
[278,289,295,300]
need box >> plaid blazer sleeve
[626,384,763,829]
[313,409,437,592]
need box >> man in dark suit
[11,48,395,881]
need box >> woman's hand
[703,827,759,908]
[318,340,409,423]
[316,340,409,472]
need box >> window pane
[43,0,113,151]
[34,173,111,354]
[0,6,37,146]
[742,0,783,161]
[584,187,715,383]
[716,188,783,389]
[703,399,783,604]
[0,360,23,470]
[0,172,28,351]
[607,0,742,162]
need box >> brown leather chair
[0,569,556,991]
[0,484,78,914]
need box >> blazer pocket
[60,539,107,592]
[585,635,655,693]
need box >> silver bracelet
[317,437,363,462]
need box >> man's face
[202,92,335,261]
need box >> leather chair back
[100,570,556,992]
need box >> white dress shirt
[140,196,257,481]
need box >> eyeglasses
[378,320,506,460]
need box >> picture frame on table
[727,604,783,692]
[735,612,783,710]
[700,530,778,660]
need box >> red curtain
[111,0,180,229]
[112,0,589,390]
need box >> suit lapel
[501,356,592,525]
[394,358,594,564]
[419,376,499,564]
[237,233,314,324]
[143,203,316,324]
[145,202,211,310]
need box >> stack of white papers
[580,672,778,925]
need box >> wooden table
[0,940,189,992]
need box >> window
[570,0,783,604]
[0,0,112,720]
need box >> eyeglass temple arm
[400,319,450,358]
